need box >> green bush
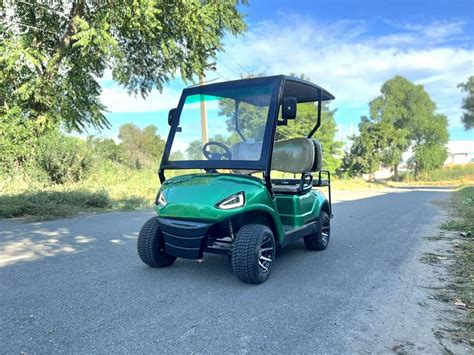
[36,133,93,184]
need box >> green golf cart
[137,75,334,284]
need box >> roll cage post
[235,100,246,142]
[307,88,322,139]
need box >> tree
[88,137,123,163]
[409,113,449,177]
[345,76,449,178]
[0,1,247,169]
[118,123,165,168]
[36,131,93,184]
[458,76,474,130]
[342,117,383,177]
[220,100,268,141]
[169,151,185,161]
[185,140,203,160]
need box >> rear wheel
[304,211,330,251]
[137,217,177,267]
[232,224,276,284]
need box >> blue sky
[95,0,473,142]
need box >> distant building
[445,140,474,165]
[362,166,393,181]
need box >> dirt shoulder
[429,186,474,348]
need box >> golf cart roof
[280,75,335,102]
[185,75,335,106]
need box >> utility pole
[199,74,209,146]
[199,62,216,146]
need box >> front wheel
[137,217,177,267]
[232,224,276,284]
[304,211,330,251]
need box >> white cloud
[100,87,182,113]
[217,16,473,130]
[400,21,466,41]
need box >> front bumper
[159,218,211,259]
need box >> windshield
[169,84,274,163]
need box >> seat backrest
[271,138,322,173]
[231,142,263,175]
[230,138,322,175]
[230,142,263,161]
[311,139,323,172]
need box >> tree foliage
[342,117,383,177]
[344,76,449,178]
[118,123,165,169]
[186,139,203,160]
[458,76,474,130]
[0,0,247,169]
[36,131,93,184]
[88,137,123,163]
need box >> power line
[203,77,220,84]
[222,51,251,75]
[213,69,229,81]
[216,59,240,78]
[187,77,220,88]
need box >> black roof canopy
[184,75,335,106]
[282,76,335,102]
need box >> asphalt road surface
[0,187,457,353]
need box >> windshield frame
[159,75,283,172]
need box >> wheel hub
[258,236,274,273]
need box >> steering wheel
[202,141,232,160]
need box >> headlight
[216,192,245,210]
[156,192,167,207]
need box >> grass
[1,160,472,220]
[332,178,384,190]
[390,164,474,187]
[441,186,474,345]
[0,165,381,220]
[0,161,157,220]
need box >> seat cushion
[271,184,300,194]
[271,181,313,195]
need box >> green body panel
[155,173,326,243]
[275,191,326,228]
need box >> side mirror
[281,97,297,120]
[168,108,177,126]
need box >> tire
[137,217,177,267]
[304,211,330,251]
[232,224,276,284]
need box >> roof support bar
[307,88,322,138]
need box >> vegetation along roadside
[436,186,474,346]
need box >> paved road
[0,188,455,353]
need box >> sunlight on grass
[1,161,473,220]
